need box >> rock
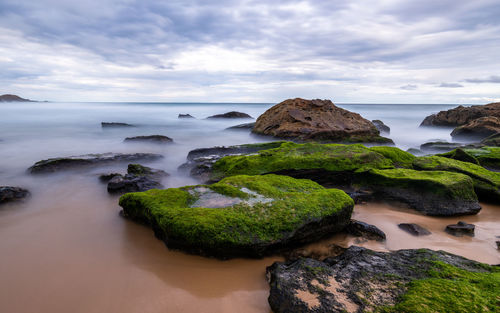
[178,141,286,181]
[101,122,135,128]
[99,173,122,182]
[206,111,253,119]
[0,94,34,102]
[252,98,392,143]
[225,122,255,130]
[481,133,500,146]
[210,142,413,184]
[29,153,163,174]
[420,102,500,127]
[119,174,354,258]
[439,147,500,171]
[413,156,500,202]
[420,141,463,152]
[451,116,500,140]
[267,246,499,313]
[345,220,386,241]
[398,223,431,236]
[178,114,195,118]
[496,241,500,250]
[355,168,481,216]
[437,148,480,165]
[406,148,423,156]
[0,186,30,204]
[124,135,173,143]
[445,221,475,237]
[106,164,168,194]
[372,119,390,133]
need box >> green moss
[369,146,416,168]
[211,142,395,180]
[381,262,500,313]
[119,174,354,253]
[438,149,480,165]
[462,147,500,169]
[127,163,151,175]
[413,156,500,201]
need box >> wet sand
[0,174,498,313]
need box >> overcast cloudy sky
[1,0,499,103]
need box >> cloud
[439,82,464,88]
[465,75,500,83]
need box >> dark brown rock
[451,116,500,140]
[0,94,34,102]
[398,223,431,236]
[252,98,391,142]
[420,141,463,152]
[124,135,173,143]
[345,219,386,241]
[178,114,195,118]
[372,119,390,133]
[105,164,168,194]
[420,102,500,127]
[101,122,135,128]
[445,221,475,237]
[0,186,30,204]
[481,133,500,146]
[207,111,253,119]
[225,122,255,130]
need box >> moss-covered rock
[210,142,397,184]
[413,156,500,202]
[119,174,354,258]
[354,168,480,216]
[438,148,480,165]
[481,133,500,146]
[267,246,500,313]
[368,146,415,168]
[439,146,500,170]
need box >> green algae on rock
[413,156,500,202]
[354,168,481,216]
[119,174,354,258]
[267,246,500,313]
[368,146,416,168]
[439,146,500,170]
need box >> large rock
[438,147,500,170]
[354,168,481,216]
[0,94,34,102]
[267,246,500,313]
[206,111,252,119]
[451,116,500,140]
[398,223,431,236]
[29,153,163,174]
[124,135,173,143]
[105,164,168,194]
[420,102,500,127]
[252,98,392,143]
[445,221,475,237]
[119,174,354,258]
[0,186,30,204]
[372,119,390,134]
[413,156,500,202]
[345,220,386,241]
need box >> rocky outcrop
[104,164,168,194]
[372,119,390,134]
[398,223,431,236]
[420,102,500,127]
[178,114,195,118]
[345,220,386,241]
[124,135,173,143]
[267,246,499,313]
[451,116,500,140]
[101,122,135,128]
[0,94,35,102]
[252,98,392,143]
[482,133,500,146]
[225,122,255,130]
[420,141,463,152]
[0,186,30,204]
[29,153,162,174]
[119,174,354,259]
[206,111,253,119]
[438,146,500,170]
[445,221,475,237]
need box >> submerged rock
[413,156,500,202]
[124,135,173,143]
[345,220,386,241]
[437,148,481,165]
[354,168,481,216]
[267,246,499,313]
[29,153,163,174]
[420,141,463,152]
[206,111,253,119]
[372,119,390,133]
[106,164,168,194]
[101,122,135,128]
[0,186,30,204]
[178,114,195,118]
[420,102,500,127]
[225,122,255,130]
[398,223,431,236]
[451,116,500,140]
[445,221,475,237]
[252,98,392,143]
[119,174,354,258]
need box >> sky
[0,0,499,103]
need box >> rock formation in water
[124,135,173,143]
[438,147,500,170]
[344,220,386,241]
[119,174,354,258]
[398,223,431,236]
[206,111,253,119]
[267,246,499,313]
[420,102,500,127]
[0,94,35,102]
[101,122,135,128]
[0,186,30,204]
[252,98,392,143]
[29,153,163,174]
[225,122,255,130]
[178,114,195,118]
[102,164,168,194]
[372,119,390,134]
[450,116,500,140]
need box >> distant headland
[0,94,37,102]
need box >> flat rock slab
[0,186,29,204]
[267,246,499,313]
[398,223,431,236]
[29,153,163,174]
[102,122,135,128]
[119,174,354,258]
[445,221,475,237]
[124,135,173,143]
